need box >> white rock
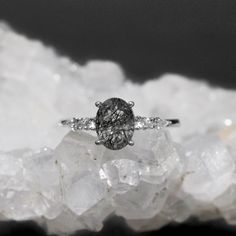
[101,159,140,193]
[64,173,107,216]
[1,22,236,235]
[0,148,61,220]
[182,135,235,201]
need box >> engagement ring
[60,97,180,150]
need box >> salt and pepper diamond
[95,97,135,150]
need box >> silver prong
[128,101,135,107]
[95,101,103,108]
[95,139,104,145]
[60,120,68,126]
[128,140,134,146]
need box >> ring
[60,97,180,150]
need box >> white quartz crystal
[0,22,236,235]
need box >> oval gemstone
[95,98,135,150]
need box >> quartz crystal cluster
[0,22,236,235]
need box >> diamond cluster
[134,116,170,130]
[61,118,96,131]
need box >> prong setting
[128,101,135,107]
[95,101,103,108]
[128,140,134,146]
[95,139,104,145]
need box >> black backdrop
[0,0,236,235]
[1,0,236,88]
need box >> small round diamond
[95,98,135,150]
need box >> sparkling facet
[134,116,169,130]
[95,98,134,150]
[61,118,96,131]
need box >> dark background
[0,0,236,235]
[0,0,236,88]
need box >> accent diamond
[134,116,170,130]
[61,118,96,131]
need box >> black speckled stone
[95,98,134,150]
